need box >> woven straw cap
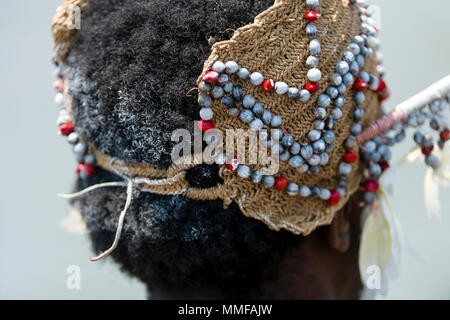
[53,0,382,236]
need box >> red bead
[305,82,319,93]
[364,180,380,192]
[53,80,64,93]
[262,79,275,93]
[440,129,450,141]
[304,10,321,22]
[343,151,358,164]
[378,90,390,102]
[375,78,387,93]
[202,70,220,84]
[84,164,95,177]
[354,78,369,91]
[379,161,390,171]
[59,123,74,136]
[198,120,215,132]
[226,157,239,171]
[327,189,341,206]
[421,145,434,156]
[274,176,288,191]
[76,164,84,174]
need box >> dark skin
[148,193,364,300]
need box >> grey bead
[323,131,336,144]
[313,139,326,153]
[225,61,239,74]
[297,163,310,174]
[232,85,244,101]
[299,186,312,197]
[228,108,240,117]
[395,130,406,142]
[306,56,319,68]
[343,51,355,63]
[299,89,311,102]
[373,136,384,146]
[237,165,251,179]
[67,132,79,144]
[369,75,379,91]
[250,72,264,86]
[339,175,348,187]
[211,86,224,99]
[281,135,294,147]
[348,43,360,55]
[311,187,321,197]
[200,107,214,121]
[331,108,343,120]
[73,142,87,155]
[364,192,376,204]
[243,95,256,109]
[309,39,321,55]
[346,136,356,149]
[221,96,235,107]
[337,187,346,198]
[251,170,262,183]
[262,110,272,125]
[212,61,226,73]
[240,110,255,123]
[356,54,365,67]
[311,166,321,177]
[350,61,360,74]
[218,74,229,85]
[359,72,370,82]
[352,35,365,47]
[223,82,233,93]
[271,115,283,128]
[289,155,304,168]
[275,82,289,95]
[306,0,319,8]
[301,145,314,160]
[339,162,352,175]
[280,151,291,162]
[364,141,376,153]
[343,73,354,86]
[354,92,365,104]
[263,175,275,188]
[385,137,395,146]
[287,183,299,196]
[326,86,339,99]
[314,120,325,130]
[335,96,346,108]
[325,144,334,153]
[370,151,381,163]
[382,148,392,161]
[308,68,322,82]
[308,129,321,142]
[336,61,350,75]
[237,67,250,79]
[325,118,336,130]
[320,189,331,200]
[290,142,301,155]
[330,73,343,86]
[306,23,318,38]
[320,152,329,165]
[314,107,327,120]
[377,144,387,156]
[252,103,264,117]
[84,154,96,165]
[354,107,364,122]
[337,83,347,95]
[249,119,264,131]
[413,131,424,145]
[288,88,299,99]
[369,163,382,177]
[198,81,211,92]
[198,93,212,107]
[308,154,321,166]
[422,134,434,148]
[317,94,331,107]
[271,128,284,141]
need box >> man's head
[63,0,367,299]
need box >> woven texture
[54,0,382,236]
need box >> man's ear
[326,209,351,253]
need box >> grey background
[0,0,449,299]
